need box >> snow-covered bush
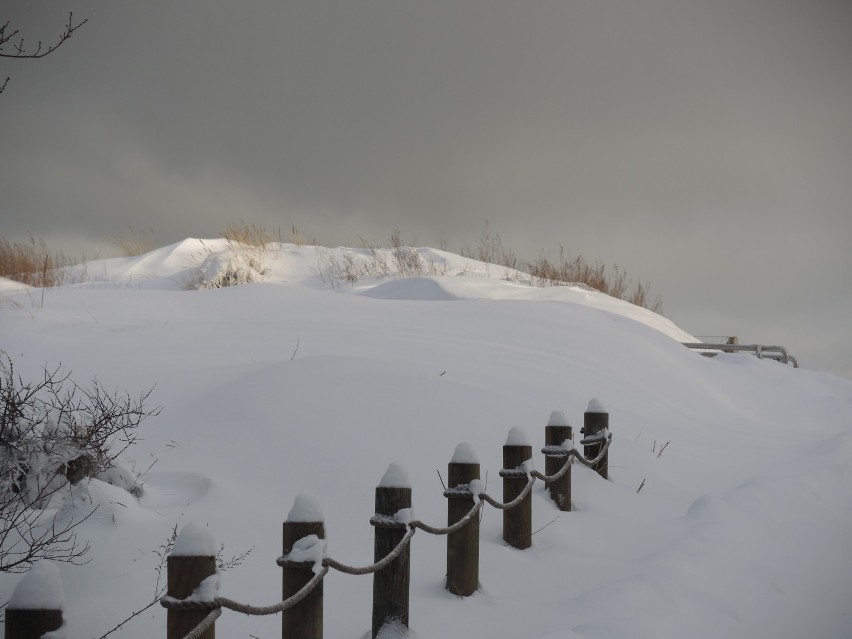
[189,243,268,289]
[0,353,159,573]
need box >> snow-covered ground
[2,240,851,638]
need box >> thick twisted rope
[161,566,329,616]
[530,454,572,483]
[478,474,535,510]
[180,608,221,639]
[323,526,416,575]
[411,500,483,535]
[571,434,612,468]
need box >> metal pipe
[682,343,798,368]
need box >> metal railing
[682,343,798,368]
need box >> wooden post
[4,609,63,639]
[582,399,609,479]
[282,498,325,639]
[502,427,532,550]
[167,524,218,639]
[5,562,64,639]
[544,411,572,511]
[447,443,480,596]
[372,464,411,638]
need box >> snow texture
[8,561,64,610]
[505,426,531,446]
[284,535,327,574]
[171,522,218,557]
[287,493,325,523]
[547,410,570,427]
[451,442,479,464]
[468,478,486,501]
[2,239,851,639]
[586,397,607,413]
[379,462,411,488]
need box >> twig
[290,336,300,360]
[436,469,446,491]
[95,594,163,639]
[532,515,560,535]
[636,478,646,493]
[657,441,670,458]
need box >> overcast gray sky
[2,1,851,379]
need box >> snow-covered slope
[1,241,850,638]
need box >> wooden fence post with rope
[501,428,532,550]
[544,411,573,511]
[582,400,610,479]
[166,524,218,639]
[446,443,481,596]
[372,464,412,638]
[282,495,326,639]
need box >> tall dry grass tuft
[0,236,75,287]
[462,227,663,313]
[114,227,156,257]
[220,222,282,247]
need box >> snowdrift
[1,240,850,638]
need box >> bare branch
[0,12,87,59]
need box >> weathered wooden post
[5,561,64,639]
[167,523,219,639]
[446,442,480,596]
[282,494,326,639]
[502,427,532,549]
[544,410,572,511]
[582,398,609,479]
[372,463,412,638]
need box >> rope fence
[1,400,613,639]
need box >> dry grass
[462,227,663,314]
[0,236,76,287]
[220,222,283,247]
[1,223,663,313]
[114,227,156,257]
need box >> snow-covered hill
[2,240,851,638]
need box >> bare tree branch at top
[0,12,88,94]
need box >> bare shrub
[0,353,160,573]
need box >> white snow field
[1,240,851,638]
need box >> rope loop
[541,445,572,458]
[370,514,409,529]
[498,468,529,479]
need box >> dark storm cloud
[2,1,851,376]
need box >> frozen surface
[1,239,851,638]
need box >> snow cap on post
[8,561,65,610]
[171,522,218,557]
[379,462,411,488]
[451,442,479,464]
[287,493,325,523]
[505,426,531,446]
[586,398,607,414]
[547,410,570,427]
